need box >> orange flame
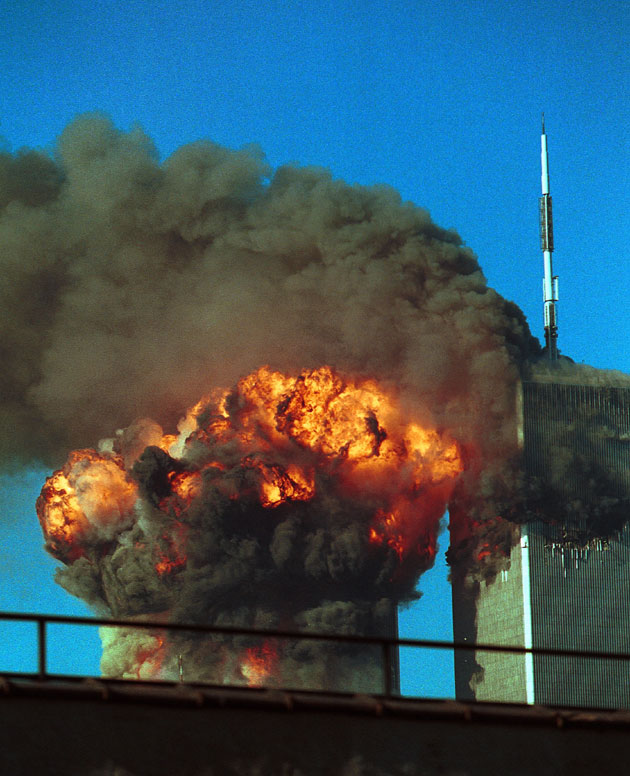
[254,462,315,508]
[369,511,406,559]
[155,521,188,576]
[134,634,165,679]
[190,366,463,520]
[159,470,203,517]
[37,449,137,561]
[240,641,279,687]
[38,365,464,568]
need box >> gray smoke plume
[1,113,538,472]
[6,114,549,688]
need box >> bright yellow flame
[37,449,137,559]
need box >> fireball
[38,365,464,685]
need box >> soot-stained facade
[453,381,630,709]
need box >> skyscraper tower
[451,121,630,710]
[540,115,559,361]
[452,381,630,709]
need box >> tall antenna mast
[540,113,558,360]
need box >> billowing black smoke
[40,365,463,689]
[2,114,570,689]
[0,113,539,473]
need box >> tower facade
[452,380,630,709]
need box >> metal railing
[1,610,630,699]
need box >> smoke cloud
[0,113,538,472]
[5,114,553,688]
[39,364,463,689]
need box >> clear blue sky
[0,0,628,696]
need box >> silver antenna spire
[539,115,558,360]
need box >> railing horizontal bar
[1,610,629,662]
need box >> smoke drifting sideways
[2,114,543,686]
[0,113,538,471]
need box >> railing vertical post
[38,618,47,681]
[382,640,392,697]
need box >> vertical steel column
[37,618,47,681]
